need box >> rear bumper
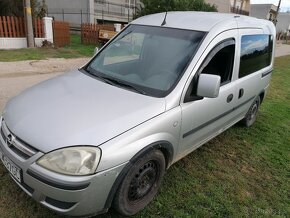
[0,122,126,216]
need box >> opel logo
[6,134,15,147]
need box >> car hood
[3,70,166,153]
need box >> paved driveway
[275,43,290,57]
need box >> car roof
[131,12,273,32]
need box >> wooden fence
[33,18,44,38]
[81,23,115,44]
[0,16,25,37]
[53,21,70,47]
[0,16,44,38]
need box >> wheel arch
[103,140,174,209]
[259,91,265,104]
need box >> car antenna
[161,0,169,26]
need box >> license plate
[0,150,22,183]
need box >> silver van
[0,12,276,216]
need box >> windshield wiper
[102,76,147,95]
[85,68,115,85]
[85,67,146,95]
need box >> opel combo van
[0,12,276,216]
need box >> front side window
[201,43,235,85]
[239,34,273,78]
[86,25,205,97]
[184,40,235,102]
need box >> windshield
[86,25,205,97]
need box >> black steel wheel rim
[128,160,158,202]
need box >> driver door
[179,30,240,156]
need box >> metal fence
[95,0,137,19]
[47,1,138,27]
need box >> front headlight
[37,147,101,176]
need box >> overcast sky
[251,0,290,11]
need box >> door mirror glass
[197,74,221,98]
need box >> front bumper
[0,121,127,216]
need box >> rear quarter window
[239,34,273,78]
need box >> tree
[37,0,47,18]
[31,0,47,18]
[0,0,47,18]
[135,0,217,18]
[0,0,23,16]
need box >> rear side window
[239,34,273,78]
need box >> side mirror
[94,47,99,55]
[197,74,221,98]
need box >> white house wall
[277,13,290,32]
[45,0,94,27]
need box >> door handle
[227,94,233,103]
[239,88,244,99]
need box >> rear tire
[113,149,165,216]
[241,96,260,127]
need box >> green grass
[0,35,96,62]
[0,56,289,217]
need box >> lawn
[0,35,96,62]
[0,55,289,217]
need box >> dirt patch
[0,58,90,78]
[0,57,91,112]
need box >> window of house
[239,34,273,78]
[97,0,106,4]
[269,13,273,20]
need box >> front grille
[0,119,38,159]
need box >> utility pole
[274,0,282,26]
[129,0,131,21]
[24,0,34,47]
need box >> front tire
[241,96,261,127]
[113,149,165,216]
